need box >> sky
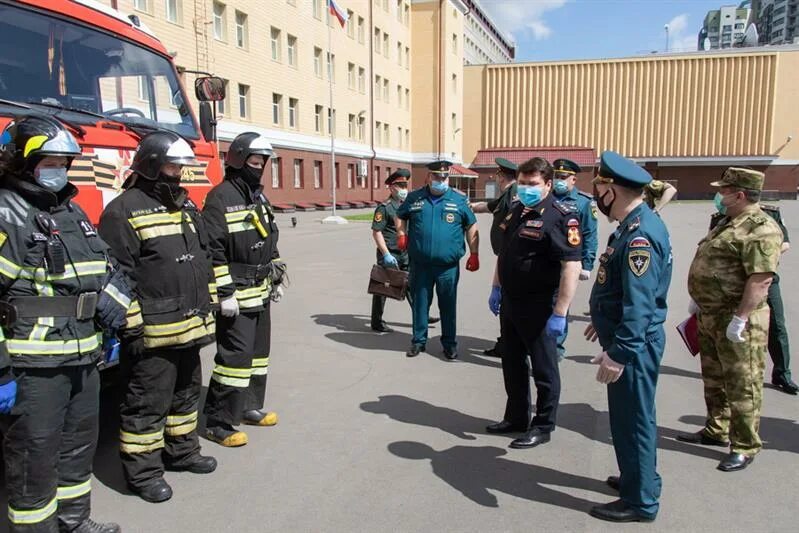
[479,0,732,62]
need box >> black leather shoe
[129,478,172,503]
[485,420,527,434]
[606,476,620,492]
[443,348,458,361]
[406,344,425,357]
[717,452,754,472]
[429,317,440,325]
[371,323,394,333]
[589,500,656,523]
[73,518,122,533]
[166,454,217,474]
[675,430,729,447]
[483,347,501,358]
[773,377,799,395]
[509,427,551,449]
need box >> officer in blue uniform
[551,158,598,359]
[396,160,479,360]
[585,151,672,523]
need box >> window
[358,116,365,141]
[384,123,389,146]
[396,0,403,22]
[334,163,340,189]
[216,79,228,115]
[288,98,298,128]
[358,67,366,93]
[238,83,249,118]
[397,126,402,149]
[166,0,181,23]
[134,0,149,12]
[348,114,356,138]
[328,108,335,134]
[405,88,410,110]
[358,17,365,43]
[312,0,322,19]
[346,10,355,38]
[375,75,381,100]
[405,129,409,149]
[314,47,323,77]
[383,79,389,102]
[383,32,389,56]
[383,0,389,11]
[234,11,248,48]
[293,159,303,188]
[137,76,149,102]
[451,113,457,132]
[213,1,226,41]
[287,35,297,67]
[397,42,403,66]
[347,63,356,89]
[374,167,380,189]
[452,73,457,94]
[327,53,335,81]
[405,47,410,69]
[452,34,457,54]
[374,28,381,54]
[272,93,282,125]
[397,85,402,106]
[375,121,382,145]
[347,164,354,188]
[313,161,323,189]
[404,3,409,25]
[271,27,281,61]
[315,105,323,133]
[271,158,281,189]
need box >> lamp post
[664,23,670,52]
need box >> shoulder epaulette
[761,204,779,213]
[577,190,593,200]
[553,199,578,215]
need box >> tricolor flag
[328,0,349,28]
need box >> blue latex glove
[545,313,567,338]
[0,380,17,414]
[383,253,399,269]
[488,286,502,316]
[103,334,120,364]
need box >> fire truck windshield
[0,2,199,139]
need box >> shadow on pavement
[566,355,703,380]
[679,414,799,454]
[360,395,496,440]
[388,441,613,509]
[311,313,412,332]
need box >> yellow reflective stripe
[227,221,255,234]
[29,281,54,341]
[216,273,233,287]
[224,210,250,223]
[126,312,143,329]
[120,429,163,443]
[137,223,184,241]
[0,255,21,279]
[143,319,214,349]
[56,480,91,500]
[214,265,230,277]
[211,365,251,387]
[120,440,165,454]
[8,498,57,525]
[144,316,207,337]
[103,283,131,309]
[127,211,184,229]
[19,261,107,282]
[166,411,198,426]
[127,300,141,315]
[7,333,100,356]
[211,374,250,387]
[29,324,50,342]
[209,283,219,304]
[165,411,198,436]
[251,356,269,376]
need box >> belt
[1,292,99,322]
[229,262,270,282]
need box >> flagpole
[328,6,337,218]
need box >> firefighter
[201,132,285,447]
[98,131,217,503]
[0,115,129,533]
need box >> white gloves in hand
[220,296,240,318]
[271,285,285,303]
[579,269,591,281]
[591,351,625,384]
[726,315,747,343]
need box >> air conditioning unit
[357,159,368,177]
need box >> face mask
[34,167,68,192]
[430,180,448,195]
[553,179,569,196]
[395,189,408,201]
[242,164,263,185]
[594,184,615,217]
[517,185,544,207]
[714,191,736,215]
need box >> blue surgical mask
[553,179,569,196]
[430,180,449,195]
[396,189,408,201]
[34,167,68,192]
[517,185,544,207]
[714,191,728,215]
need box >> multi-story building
[752,0,799,44]
[698,3,753,50]
[460,0,514,65]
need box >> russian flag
[328,0,349,28]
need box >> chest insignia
[526,220,544,228]
[78,220,97,237]
[520,229,543,240]
[629,237,651,248]
[628,250,651,277]
[567,227,581,246]
[597,265,607,284]
[446,213,455,223]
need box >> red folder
[676,314,700,356]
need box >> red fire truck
[0,0,224,222]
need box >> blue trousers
[607,328,664,518]
[409,261,459,350]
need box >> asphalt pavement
[2,200,798,533]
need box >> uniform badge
[629,237,651,248]
[628,250,651,277]
[32,232,48,242]
[526,220,544,228]
[628,217,641,232]
[446,213,455,223]
[591,201,598,219]
[566,218,579,227]
[520,229,543,240]
[597,265,607,284]
[78,220,97,237]
[567,226,581,246]
[374,211,384,223]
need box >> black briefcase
[367,264,409,301]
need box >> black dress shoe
[589,499,656,523]
[675,430,729,447]
[166,454,218,474]
[606,476,620,491]
[483,347,501,358]
[129,478,173,503]
[443,348,458,361]
[773,377,799,395]
[717,452,754,472]
[371,323,394,333]
[73,518,122,533]
[485,420,527,434]
[406,344,425,357]
[429,317,440,324]
[509,427,551,449]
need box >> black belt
[229,262,270,282]
[0,292,99,323]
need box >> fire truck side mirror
[198,102,216,142]
[195,77,226,102]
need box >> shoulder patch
[553,200,577,215]
[374,210,384,223]
[628,249,651,277]
[629,236,651,248]
[567,226,581,246]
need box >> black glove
[96,269,132,330]
[123,337,145,359]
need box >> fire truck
[0,0,225,222]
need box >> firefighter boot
[206,424,248,447]
[73,519,122,533]
[242,409,279,426]
[165,454,218,474]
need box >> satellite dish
[743,23,759,46]
[703,37,712,51]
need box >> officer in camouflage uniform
[681,168,783,472]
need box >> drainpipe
[369,0,377,201]
[438,0,444,159]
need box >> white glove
[579,269,591,281]
[688,298,699,315]
[271,285,284,303]
[220,296,240,317]
[590,351,625,384]
[726,315,747,343]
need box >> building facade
[461,0,514,65]
[753,0,799,45]
[699,3,753,50]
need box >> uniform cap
[385,168,411,185]
[494,157,518,175]
[710,167,764,191]
[595,150,652,189]
[552,158,581,176]
[426,159,453,175]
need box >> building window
[134,0,149,13]
[315,105,323,133]
[358,116,365,141]
[382,0,389,11]
[346,10,355,38]
[452,34,457,54]
[272,93,282,125]
[293,159,303,188]
[216,79,228,115]
[397,85,402,107]
[374,166,380,189]
[384,123,389,146]
[137,76,149,102]
[287,35,297,67]
[288,98,298,128]
[271,27,281,61]
[327,108,336,134]
[358,67,366,93]
[314,47,323,77]
[234,11,247,48]
[397,126,402,149]
[404,3,409,25]
[358,16,365,43]
[271,158,281,189]
[405,128,409,148]
[347,164,354,188]
[383,32,389,56]
[375,121,382,145]
[374,28,381,54]
[348,114,356,138]
[165,0,181,23]
[451,113,457,132]
[383,79,389,102]
[347,63,356,89]
[327,53,335,81]
[313,161,323,189]
[405,88,410,110]
[375,75,381,100]
[405,46,410,69]
[397,42,403,66]
[312,0,322,19]
[334,163,340,189]
[396,0,403,22]
[452,73,457,94]
[238,83,249,118]
[213,1,226,41]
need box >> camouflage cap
[711,167,764,191]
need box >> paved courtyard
[2,201,798,532]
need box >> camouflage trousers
[697,306,768,455]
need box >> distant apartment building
[752,0,799,44]
[698,3,753,50]
[460,0,515,64]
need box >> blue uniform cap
[595,150,652,189]
[427,159,453,176]
[552,158,581,176]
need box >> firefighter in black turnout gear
[0,116,128,533]
[202,132,284,447]
[98,132,217,504]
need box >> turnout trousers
[119,346,202,489]
[203,304,271,428]
[1,364,99,533]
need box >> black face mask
[241,164,264,187]
[593,184,616,218]
[155,174,185,210]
